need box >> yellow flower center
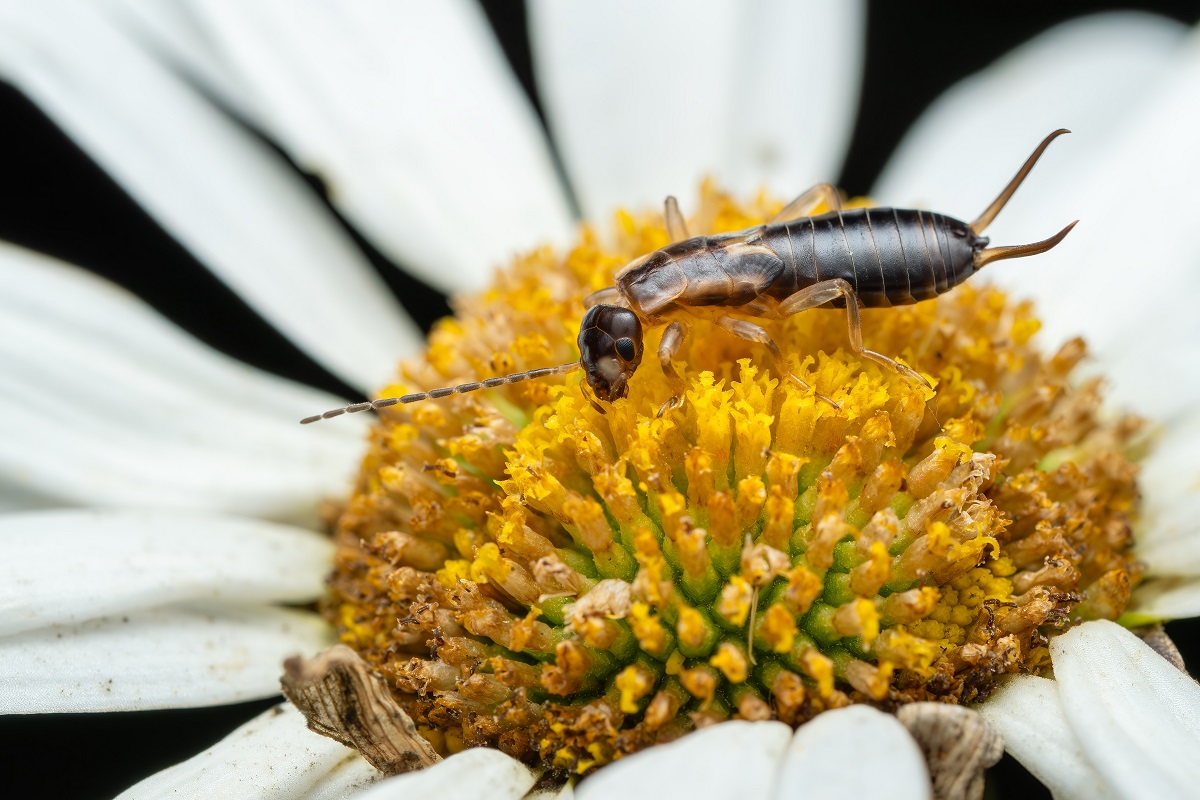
[324,184,1143,772]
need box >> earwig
[302,130,1076,424]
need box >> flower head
[325,186,1143,772]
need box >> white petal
[529,0,865,219]
[575,720,791,800]
[0,244,366,524]
[1136,410,1200,566]
[1128,577,1200,623]
[775,705,930,800]
[305,756,385,800]
[976,675,1119,800]
[0,603,330,713]
[98,0,259,120]
[874,15,1200,421]
[874,12,1187,217]
[1051,620,1200,798]
[355,748,536,800]
[116,702,380,800]
[0,509,333,636]
[0,1,419,390]
[528,783,575,800]
[0,483,56,515]
[185,0,573,293]
[1138,536,1200,580]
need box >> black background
[2,2,1198,797]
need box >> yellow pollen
[717,575,754,627]
[615,665,655,713]
[677,606,709,651]
[710,642,750,683]
[760,604,798,653]
[629,602,670,656]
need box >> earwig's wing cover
[710,242,786,306]
[613,252,653,281]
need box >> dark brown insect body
[622,208,988,314]
[301,130,1075,424]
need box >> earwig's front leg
[768,183,842,225]
[584,287,622,308]
[714,316,838,408]
[777,279,931,389]
[657,320,690,417]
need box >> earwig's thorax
[616,250,685,316]
[578,304,644,402]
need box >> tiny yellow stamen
[710,642,750,683]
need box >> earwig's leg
[664,196,690,243]
[581,384,607,415]
[776,279,931,389]
[657,320,690,417]
[768,183,842,225]
[584,287,622,308]
[714,315,838,408]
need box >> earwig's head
[578,304,644,402]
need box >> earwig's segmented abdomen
[762,208,984,308]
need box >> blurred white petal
[1136,410,1200,561]
[575,720,791,800]
[0,244,365,524]
[0,510,332,636]
[775,705,930,800]
[874,12,1187,216]
[1129,577,1200,621]
[116,703,379,800]
[0,603,330,713]
[529,0,865,219]
[99,0,258,119]
[0,0,419,390]
[977,675,1119,800]
[875,15,1200,421]
[0,483,56,515]
[1138,537,1200,580]
[355,748,535,800]
[184,0,573,294]
[1052,620,1200,798]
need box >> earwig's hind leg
[664,196,690,243]
[769,183,842,225]
[776,279,931,390]
[584,287,622,308]
[657,320,690,417]
[714,315,838,408]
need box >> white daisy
[1,3,1198,799]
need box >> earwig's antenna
[969,129,1069,235]
[973,220,1078,270]
[300,362,581,424]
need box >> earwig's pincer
[301,131,1075,425]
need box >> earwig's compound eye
[615,337,636,361]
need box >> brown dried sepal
[281,644,441,775]
[896,703,1003,800]
[1134,624,1188,673]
